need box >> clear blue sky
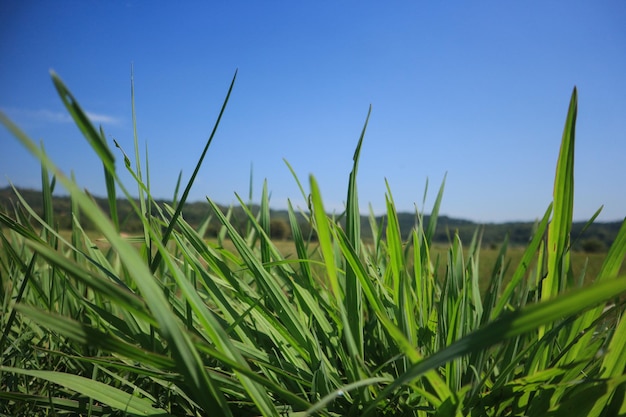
[1,1,625,223]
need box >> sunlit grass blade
[51,73,120,234]
[309,176,342,305]
[544,87,577,301]
[384,181,405,307]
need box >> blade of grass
[150,70,237,273]
[50,71,115,174]
[260,180,271,270]
[492,204,552,318]
[344,106,370,361]
[424,174,446,248]
[100,124,120,231]
[0,366,167,416]
[544,87,577,301]
[309,176,364,387]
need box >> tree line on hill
[0,186,621,253]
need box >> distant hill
[0,186,622,252]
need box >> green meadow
[1,71,625,416]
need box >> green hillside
[1,186,620,251]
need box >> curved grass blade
[50,71,115,173]
[150,70,237,272]
[305,377,389,416]
[0,366,168,416]
[0,391,107,415]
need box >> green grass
[1,72,625,416]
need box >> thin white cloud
[0,107,72,123]
[85,111,121,125]
[40,109,73,123]
[0,107,121,126]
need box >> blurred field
[23,230,620,293]
[211,237,623,293]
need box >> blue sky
[1,1,625,223]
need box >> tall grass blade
[424,174,446,248]
[544,87,577,301]
[345,105,370,361]
[309,176,362,387]
[150,70,237,272]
